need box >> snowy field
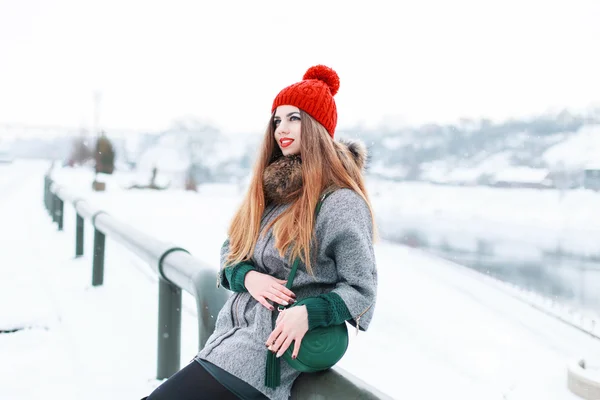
[2,160,600,399]
[369,179,600,259]
[368,178,600,314]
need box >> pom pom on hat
[303,65,340,96]
[271,65,340,138]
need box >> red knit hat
[271,65,340,138]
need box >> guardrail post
[52,193,59,224]
[57,198,64,231]
[46,176,52,215]
[157,277,182,379]
[47,178,52,214]
[76,214,84,257]
[44,176,50,214]
[92,228,105,286]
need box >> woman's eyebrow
[274,111,300,119]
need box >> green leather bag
[279,192,349,372]
[279,275,349,372]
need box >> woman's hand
[266,306,309,359]
[244,270,296,311]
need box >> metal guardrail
[43,175,392,400]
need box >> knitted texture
[294,292,353,330]
[221,262,256,292]
[271,65,340,138]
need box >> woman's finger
[291,336,303,359]
[266,325,282,348]
[276,336,295,358]
[271,284,296,298]
[271,329,288,354]
[258,297,274,311]
[267,287,295,304]
[263,291,290,306]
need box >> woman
[145,65,378,400]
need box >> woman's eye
[290,116,300,121]
[273,120,281,127]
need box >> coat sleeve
[217,239,256,292]
[292,292,353,330]
[315,189,378,332]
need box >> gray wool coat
[195,188,378,400]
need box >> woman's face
[273,105,302,156]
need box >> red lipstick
[280,138,294,148]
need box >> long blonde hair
[225,111,375,274]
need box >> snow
[419,151,521,185]
[369,161,409,180]
[137,145,191,173]
[381,136,410,150]
[445,166,483,184]
[543,124,600,169]
[420,160,451,183]
[368,179,600,258]
[3,160,600,399]
[368,179,600,316]
[568,359,600,384]
[366,125,599,186]
[492,166,550,184]
[419,152,514,185]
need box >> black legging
[144,361,240,400]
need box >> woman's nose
[278,124,290,135]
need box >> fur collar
[263,154,303,205]
[335,138,368,172]
[263,139,368,205]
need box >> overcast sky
[1,0,599,135]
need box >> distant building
[583,164,600,191]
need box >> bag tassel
[265,350,281,388]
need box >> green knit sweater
[221,262,352,330]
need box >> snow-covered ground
[368,179,600,257]
[544,125,600,169]
[368,178,600,313]
[3,160,600,399]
